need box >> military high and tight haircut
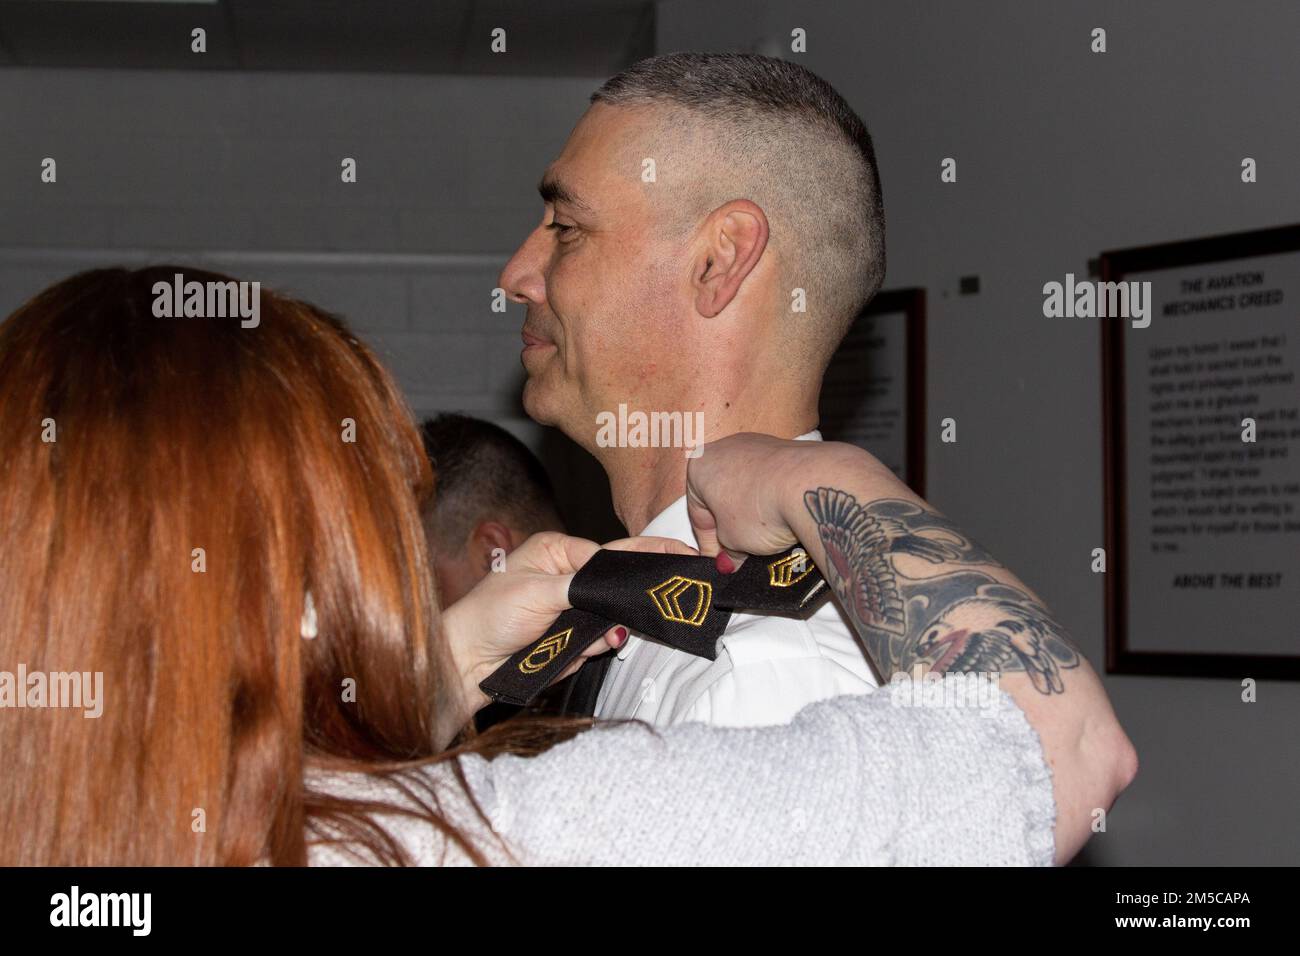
[591,51,886,368]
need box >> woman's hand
[686,432,888,563]
[438,531,696,736]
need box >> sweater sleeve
[456,687,1056,866]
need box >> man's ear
[469,520,517,573]
[692,199,769,319]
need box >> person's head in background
[0,266,538,866]
[420,414,564,606]
[500,52,885,532]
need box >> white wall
[658,0,1300,864]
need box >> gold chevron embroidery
[646,575,712,627]
[768,550,814,588]
[519,627,573,674]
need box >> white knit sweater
[308,688,1057,866]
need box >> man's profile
[500,52,888,726]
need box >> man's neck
[606,450,690,536]
[601,398,819,535]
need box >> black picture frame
[1101,223,1300,680]
[818,287,926,496]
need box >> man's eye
[546,222,577,239]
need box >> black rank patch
[478,546,827,707]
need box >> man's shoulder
[597,597,878,726]
[594,635,730,723]
[721,594,872,673]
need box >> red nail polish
[614,626,628,645]
[716,552,735,573]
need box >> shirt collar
[639,429,824,548]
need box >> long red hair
[0,266,566,865]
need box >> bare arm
[689,435,1138,864]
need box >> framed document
[818,288,926,495]
[1102,224,1300,679]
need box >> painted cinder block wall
[0,67,623,540]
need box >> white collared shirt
[595,430,880,727]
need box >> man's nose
[499,227,548,306]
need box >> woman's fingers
[540,532,695,576]
[514,571,577,629]
[577,625,628,660]
[685,488,721,557]
[686,491,746,571]
[554,625,628,682]
[603,535,697,556]
[542,533,601,575]
[505,531,600,576]
[600,624,630,652]
[511,533,696,581]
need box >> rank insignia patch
[768,550,814,588]
[519,627,572,673]
[646,576,712,627]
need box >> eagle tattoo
[804,488,970,635]
[912,596,1080,695]
[804,489,1080,695]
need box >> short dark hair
[592,52,886,355]
[419,414,562,551]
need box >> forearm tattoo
[804,488,1080,695]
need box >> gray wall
[657,0,1300,864]
[0,67,623,540]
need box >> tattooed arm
[801,488,1081,693]
[686,433,1138,864]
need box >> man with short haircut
[419,414,564,607]
[500,52,887,726]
